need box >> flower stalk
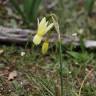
[33,16,63,96]
[52,16,63,96]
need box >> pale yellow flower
[42,41,49,54]
[33,17,54,45]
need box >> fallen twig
[0,26,96,48]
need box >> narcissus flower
[33,17,54,45]
[42,41,49,54]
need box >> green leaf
[23,0,34,21]
[23,0,42,22]
[9,0,42,24]
[84,0,95,15]
[67,51,93,63]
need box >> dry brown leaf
[8,70,17,81]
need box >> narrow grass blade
[23,0,42,22]
[84,0,95,15]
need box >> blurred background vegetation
[0,0,96,38]
[0,0,96,96]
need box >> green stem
[58,35,63,96]
[51,15,63,96]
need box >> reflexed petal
[46,23,54,32]
[45,21,48,26]
[39,17,46,27]
[33,35,42,45]
[37,26,47,36]
[42,41,49,54]
[37,17,47,36]
[37,22,47,36]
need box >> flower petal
[33,35,42,45]
[37,25,47,36]
[46,23,54,32]
[37,17,47,36]
[39,17,46,27]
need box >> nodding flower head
[33,17,54,45]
